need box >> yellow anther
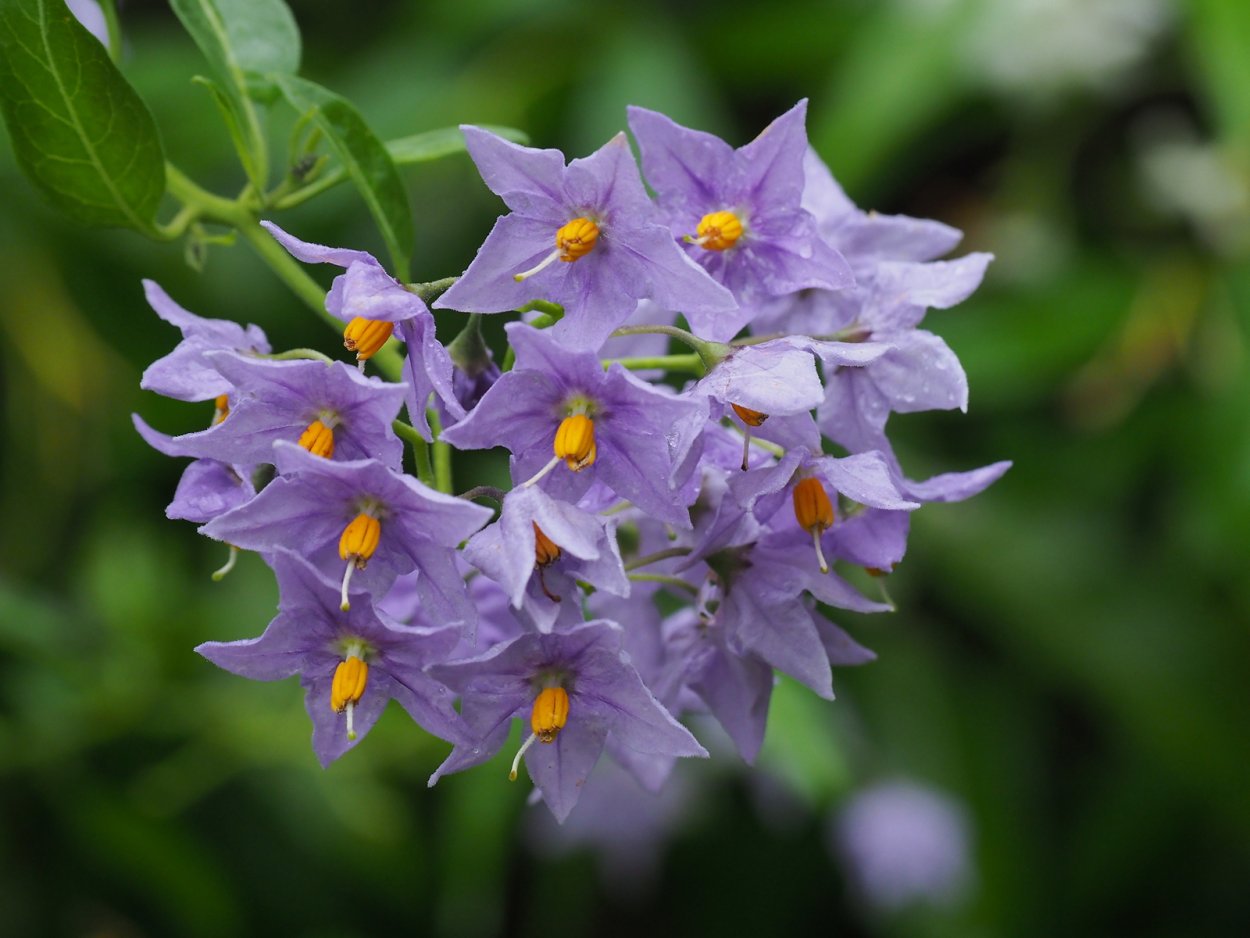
[212,394,230,425]
[556,216,600,261]
[731,403,769,427]
[553,413,596,471]
[693,210,744,251]
[793,476,835,574]
[533,523,561,567]
[510,686,571,781]
[330,654,369,713]
[339,513,382,566]
[531,686,570,742]
[793,477,835,533]
[298,419,335,458]
[514,217,601,282]
[343,317,395,362]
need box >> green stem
[605,354,703,374]
[608,324,730,370]
[627,573,698,596]
[429,409,453,495]
[624,546,692,572]
[165,162,338,328]
[407,277,459,304]
[609,323,704,350]
[235,223,338,330]
[393,420,435,486]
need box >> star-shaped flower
[627,100,854,339]
[440,323,708,525]
[434,128,736,351]
[428,620,707,822]
[197,549,468,767]
[139,353,406,469]
[202,442,492,631]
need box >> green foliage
[275,74,415,279]
[0,0,165,230]
[387,124,529,164]
[169,0,300,190]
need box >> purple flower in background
[627,100,853,339]
[197,550,468,767]
[202,442,491,629]
[262,222,463,440]
[441,323,707,525]
[834,779,974,912]
[138,353,406,469]
[140,280,270,402]
[429,621,707,822]
[434,128,736,351]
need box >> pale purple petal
[525,708,611,823]
[261,221,377,269]
[461,125,568,221]
[870,331,968,414]
[900,461,1012,503]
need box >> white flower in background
[964,0,1173,100]
[1135,111,1250,255]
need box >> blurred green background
[3,0,1250,935]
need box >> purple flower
[463,484,628,633]
[434,128,736,351]
[201,442,492,630]
[140,280,270,402]
[627,100,853,339]
[695,335,892,458]
[428,621,707,822]
[262,222,464,440]
[802,148,964,270]
[196,549,468,767]
[132,415,256,525]
[670,468,890,700]
[834,779,974,911]
[440,323,708,526]
[140,353,406,470]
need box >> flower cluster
[136,100,1008,822]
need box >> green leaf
[0,0,165,230]
[275,74,414,280]
[169,0,299,84]
[1187,0,1250,153]
[386,124,528,165]
[169,0,300,190]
